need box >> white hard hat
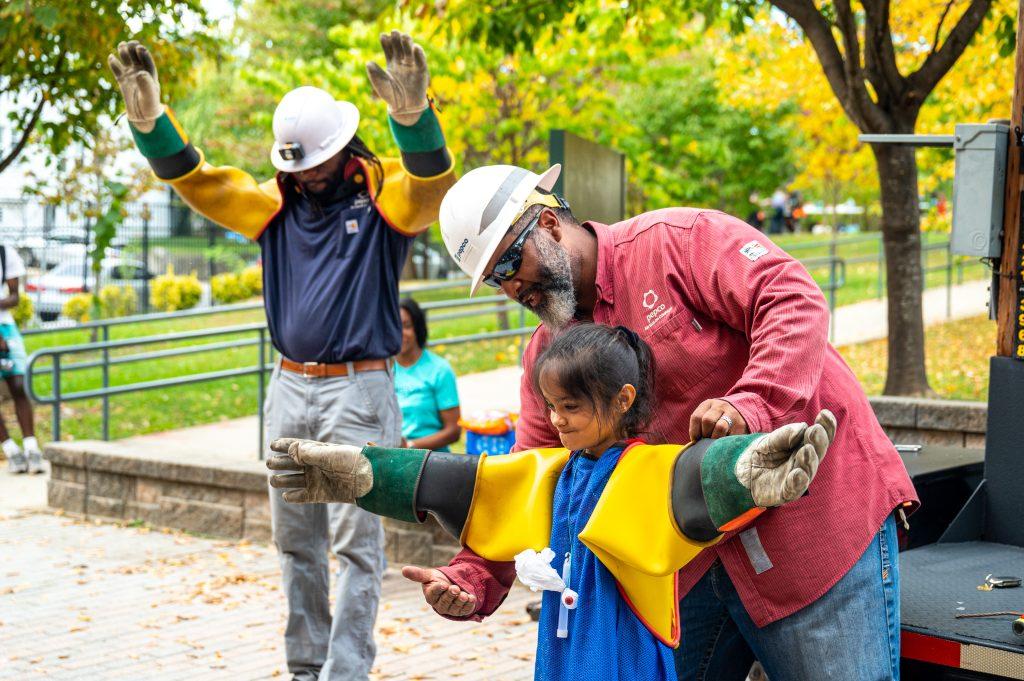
[439,164,561,294]
[270,86,360,173]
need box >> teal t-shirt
[395,349,460,452]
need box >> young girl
[268,323,835,681]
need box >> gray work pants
[266,363,402,681]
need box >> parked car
[19,230,127,270]
[26,257,153,322]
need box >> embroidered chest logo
[345,219,360,234]
[351,192,371,209]
[740,240,769,262]
[641,289,672,331]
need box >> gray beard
[527,235,577,331]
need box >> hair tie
[614,325,641,349]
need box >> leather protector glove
[737,409,836,507]
[365,30,430,126]
[267,438,372,504]
[107,41,164,133]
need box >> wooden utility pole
[996,0,1024,356]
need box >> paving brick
[0,512,535,680]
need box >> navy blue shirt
[259,184,411,363]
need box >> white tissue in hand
[514,547,566,592]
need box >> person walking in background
[768,187,787,234]
[0,244,42,475]
[395,298,461,452]
[109,30,455,681]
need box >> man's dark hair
[400,297,428,349]
[532,323,657,442]
[347,133,384,193]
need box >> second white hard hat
[270,86,360,173]
[439,163,561,294]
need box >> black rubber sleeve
[400,147,452,178]
[671,438,719,542]
[414,451,480,540]
[148,143,202,180]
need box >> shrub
[211,272,248,304]
[150,265,202,312]
[239,264,263,297]
[62,293,95,323]
[12,293,33,326]
[98,285,137,318]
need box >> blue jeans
[675,515,900,681]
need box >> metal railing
[24,237,983,451]
[25,280,533,455]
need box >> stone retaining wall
[44,396,986,563]
[868,396,987,449]
[44,443,460,566]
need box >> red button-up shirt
[441,208,917,627]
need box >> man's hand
[737,410,836,507]
[267,438,373,504]
[401,565,478,617]
[689,398,748,441]
[107,41,164,133]
[366,30,429,126]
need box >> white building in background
[0,97,178,241]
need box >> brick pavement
[0,511,536,680]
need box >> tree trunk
[871,141,933,396]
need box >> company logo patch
[351,192,371,209]
[454,237,470,263]
[345,219,359,235]
[642,290,659,309]
[740,240,769,262]
[641,289,672,331]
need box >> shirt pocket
[642,310,721,395]
[334,204,371,259]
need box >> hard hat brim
[270,101,360,173]
[468,164,562,295]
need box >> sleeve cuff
[723,391,768,433]
[436,565,486,622]
[388,105,446,153]
[130,108,189,159]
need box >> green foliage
[239,265,263,297]
[212,264,263,304]
[12,293,33,327]
[62,294,94,323]
[98,285,137,318]
[620,53,798,214]
[61,286,137,322]
[211,272,247,304]
[150,266,202,312]
[0,0,218,174]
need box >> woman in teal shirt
[396,299,462,451]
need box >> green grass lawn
[8,231,985,444]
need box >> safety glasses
[482,193,569,289]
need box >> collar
[585,220,616,307]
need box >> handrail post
[101,324,110,440]
[52,353,61,442]
[946,240,953,319]
[828,256,838,343]
[257,327,266,460]
[876,236,884,299]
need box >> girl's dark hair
[400,297,428,349]
[532,323,656,440]
[347,134,384,195]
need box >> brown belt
[280,357,391,378]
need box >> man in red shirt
[435,164,917,680]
